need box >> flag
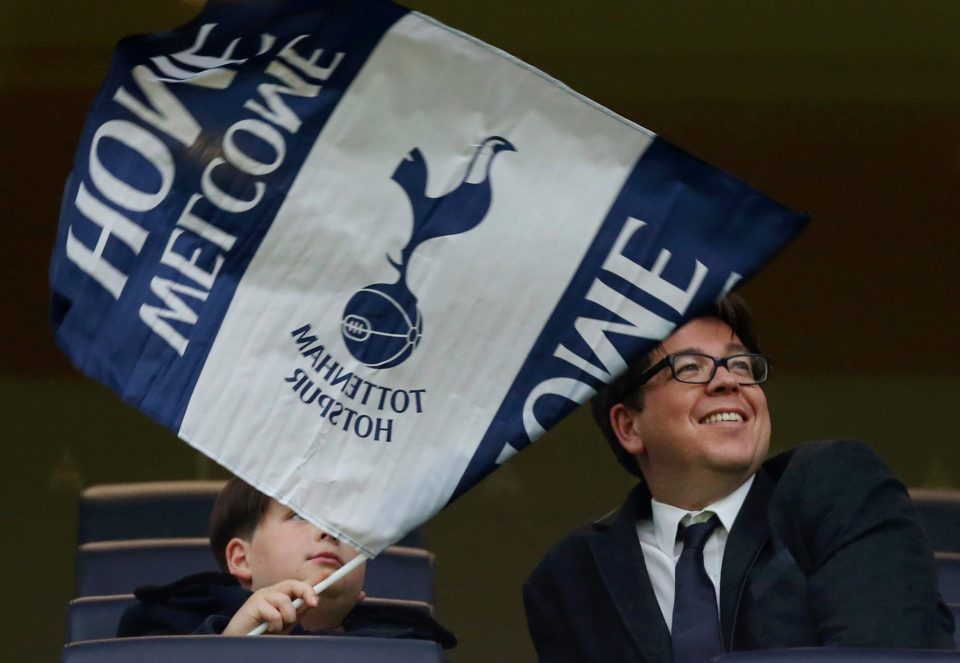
[50,0,807,555]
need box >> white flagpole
[246,553,370,636]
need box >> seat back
[937,552,960,604]
[949,603,960,649]
[75,539,435,602]
[78,482,225,544]
[75,538,219,596]
[67,595,137,643]
[63,635,443,662]
[714,648,960,662]
[370,546,435,604]
[65,594,433,643]
[910,488,960,553]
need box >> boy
[117,478,456,647]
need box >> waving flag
[50,0,807,555]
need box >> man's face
[615,317,771,502]
[236,499,365,599]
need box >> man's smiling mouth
[699,411,745,424]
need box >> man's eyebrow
[670,343,750,355]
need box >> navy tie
[671,514,723,663]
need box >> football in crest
[341,282,423,369]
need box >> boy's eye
[288,512,305,521]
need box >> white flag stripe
[179,13,653,554]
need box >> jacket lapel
[719,469,773,649]
[591,482,672,662]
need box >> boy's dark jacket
[117,572,457,648]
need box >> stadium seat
[937,552,960,604]
[75,539,435,603]
[910,489,960,553]
[369,546,436,604]
[75,538,218,596]
[712,648,960,661]
[66,594,137,643]
[78,482,225,544]
[78,481,427,547]
[62,635,443,662]
[950,603,960,649]
[65,594,434,643]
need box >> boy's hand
[222,580,319,636]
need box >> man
[524,295,953,662]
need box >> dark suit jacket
[524,441,955,662]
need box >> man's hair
[209,477,271,572]
[590,294,762,478]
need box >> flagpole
[246,553,370,636]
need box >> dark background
[2,1,958,660]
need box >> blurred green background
[2,1,958,660]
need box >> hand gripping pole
[247,553,369,636]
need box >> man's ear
[610,403,646,457]
[225,537,254,586]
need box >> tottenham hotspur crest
[341,136,516,369]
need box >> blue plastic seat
[75,539,435,603]
[937,552,960,604]
[79,482,225,544]
[950,603,960,649]
[75,538,218,596]
[910,489,960,553]
[713,648,960,662]
[66,594,137,643]
[62,635,443,662]
[368,545,436,604]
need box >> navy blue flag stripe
[452,137,807,500]
[50,0,407,428]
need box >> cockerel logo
[341,136,516,369]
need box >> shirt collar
[649,475,755,554]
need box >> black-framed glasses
[634,352,771,388]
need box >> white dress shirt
[635,475,755,632]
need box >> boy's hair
[209,477,271,572]
[589,294,761,478]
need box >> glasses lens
[671,353,715,383]
[727,354,768,384]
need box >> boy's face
[228,499,366,600]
